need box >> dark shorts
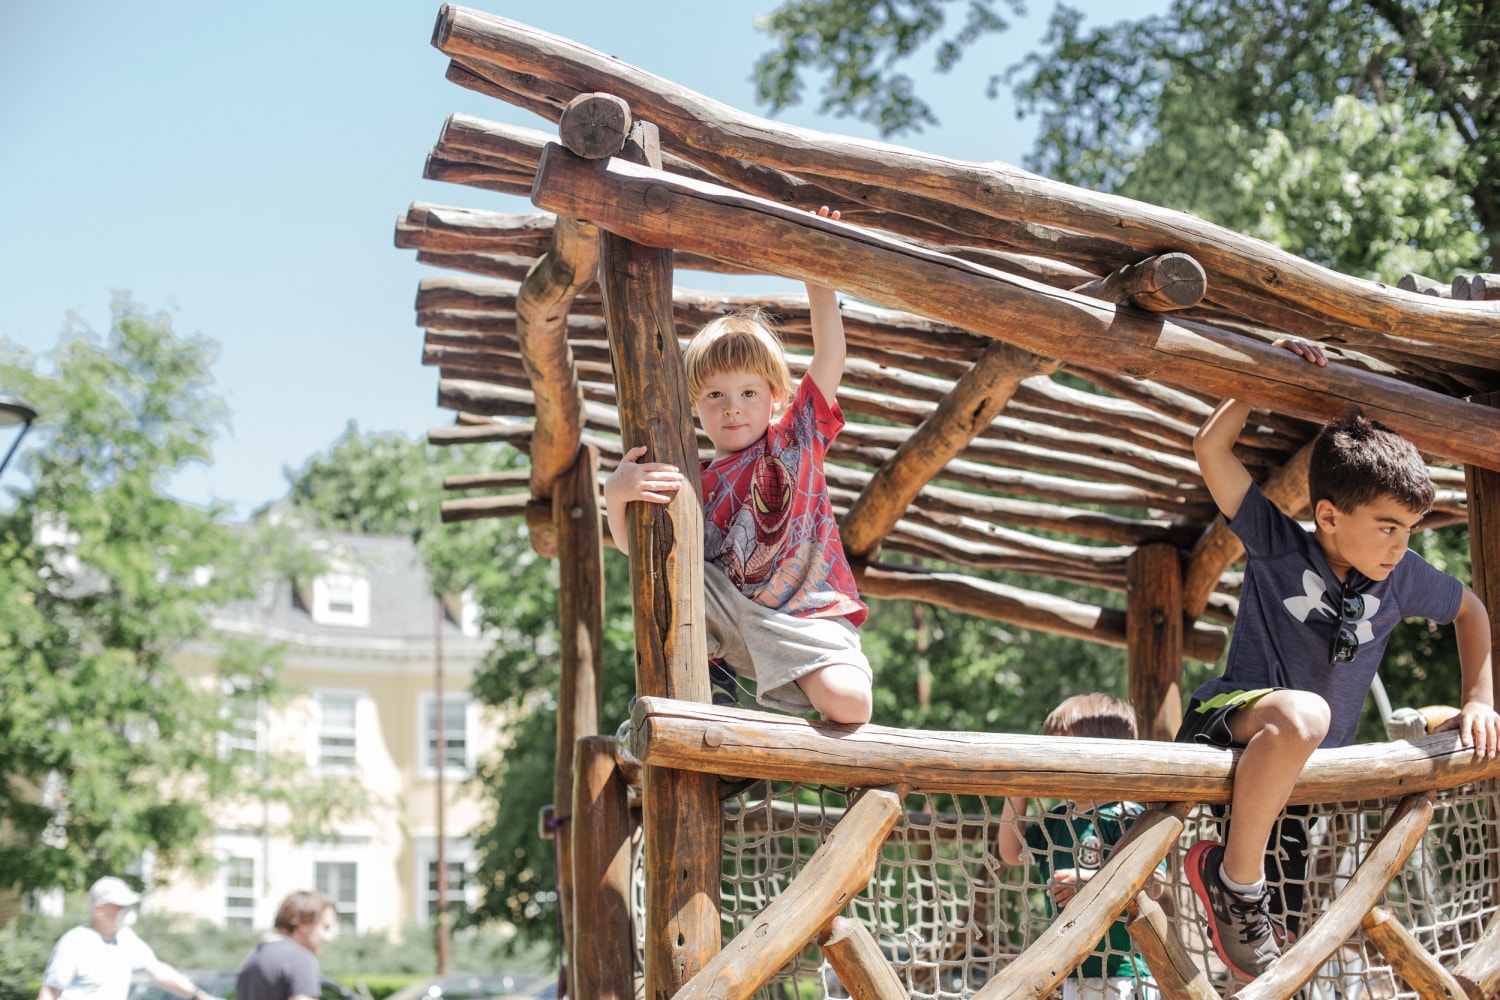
[1174,688,1279,747]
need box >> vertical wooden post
[554,445,605,983]
[572,736,635,1000]
[598,120,720,1000]
[1128,543,1185,741]
[1465,391,1500,708]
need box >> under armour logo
[1283,569,1379,643]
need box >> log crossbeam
[671,785,907,1000]
[1361,906,1469,1000]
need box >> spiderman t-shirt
[701,377,868,627]
[1188,482,1462,747]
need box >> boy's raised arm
[804,207,847,405]
[1433,585,1500,758]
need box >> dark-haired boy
[1181,340,1499,980]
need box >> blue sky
[0,0,1156,518]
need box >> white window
[419,694,473,776]
[316,691,359,773]
[310,570,370,627]
[426,859,468,920]
[314,861,357,931]
[222,682,264,760]
[224,857,255,930]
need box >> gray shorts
[703,561,872,714]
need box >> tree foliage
[0,296,301,894]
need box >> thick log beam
[1125,893,1217,1000]
[433,8,1500,361]
[1072,253,1207,312]
[1236,793,1434,1000]
[529,148,1500,474]
[818,917,907,1000]
[840,340,1057,558]
[1127,543,1184,742]
[854,562,1227,664]
[439,493,532,523]
[629,698,1500,801]
[516,214,598,501]
[1181,441,1313,621]
[974,804,1187,1000]
[558,92,632,160]
[673,786,906,1000]
[1361,907,1469,1000]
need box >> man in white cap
[37,876,218,1000]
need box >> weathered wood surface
[1236,794,1434,1000]
[440,492,531,523]
[818,916,907,1000]
[1127,543,1184,742]
[854,563,1227,664]
[1073,253,1207,312]
[1451,906,1500,1000]
[571,737,634,1000]
[840,340,1057,558]
[432,8,1500,365]
[629,698,1500,801]
[674,786,906,1000]
[1361,906,1469,1000]
[559,92,631,159]
[974,804,1187,1000]
[515,214,597,499]
[530,148,1500,473]
[1125,894,1217,1000]
[1465,392,1500,707]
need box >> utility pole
[435,596,450,975]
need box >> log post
[595,119,719,1000]
[1125,893,1216,1000]
[1071,253,1207,312]
[1464,391,1500,709]
[571,737,635,1000]
[818,916,907,1000]
[1361,906,1468,1000]
[552,446,604,978]
[1127,543,1184,742]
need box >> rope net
[629,778,1500,1000]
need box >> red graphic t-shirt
[700,378,867,627]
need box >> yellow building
[154,531,500,937]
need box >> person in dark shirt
[236,891,338,1000]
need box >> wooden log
[516,214,598,500]
[1236,793,1434,1000]
[443,470,533,491]
[571,737,635,1000]
[840,340,1057,558]
[1453,275,1474,300]
[1125,893,1217,1000]
[1072,253,1207,312]
[559,92,632,159]
[1399,273,1451,297]
[1464,391,1500,708]
[428,420,535,447]
[1361,906,1468,1000]
[1470,274,1500,301]
[528,148,1500,474]
[527,497,558,559]
[630,698,1500,801]
[854,562,1227,664]
[1128,543,1184,742]
[433,9,1500,361]
[1451,907,1500,1000]
[974,804,1187,1000]
[674,786,906,1000]
[1181,441,1313,620]
[440,493,532,523]
[818,916,906,1000]
[602,119,720,1000]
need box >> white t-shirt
[42,925,157,1000]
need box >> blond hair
[1040,692,1137,741]
[683,308,794,402]
[274,890,337,934]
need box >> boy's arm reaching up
[804,207,847,405]
[1195,339,1327,520]
[1432,585,1500,758]
[603,445,684,553]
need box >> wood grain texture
[818,917,907,1000]
[1362,907,1469,1000]
[571,737,635,1000]
[1128,543,1184,742]
[1126,893,1217,1000]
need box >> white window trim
[222,855,256,930]
[310,851,363,935]
[411,837,477,927]
[311,688,363,775]
[310,570,370,628]
[417,693,477,779]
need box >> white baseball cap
[88,877,142,907]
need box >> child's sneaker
[708,660,741,707]
[1186,841,1282,979]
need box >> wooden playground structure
[398,7,1500,1000]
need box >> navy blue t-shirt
[1189,483,1462,747]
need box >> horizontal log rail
[1236,793,1434,1000]
[629,698,1500,802]
[674,785,907,1000]
[529,149,1500,474]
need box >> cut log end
[560,92,633,159]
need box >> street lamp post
[0,394,37,481]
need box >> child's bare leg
[1222,690,1330,884]
[796,663,873,724]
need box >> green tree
[0,295,302,894]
